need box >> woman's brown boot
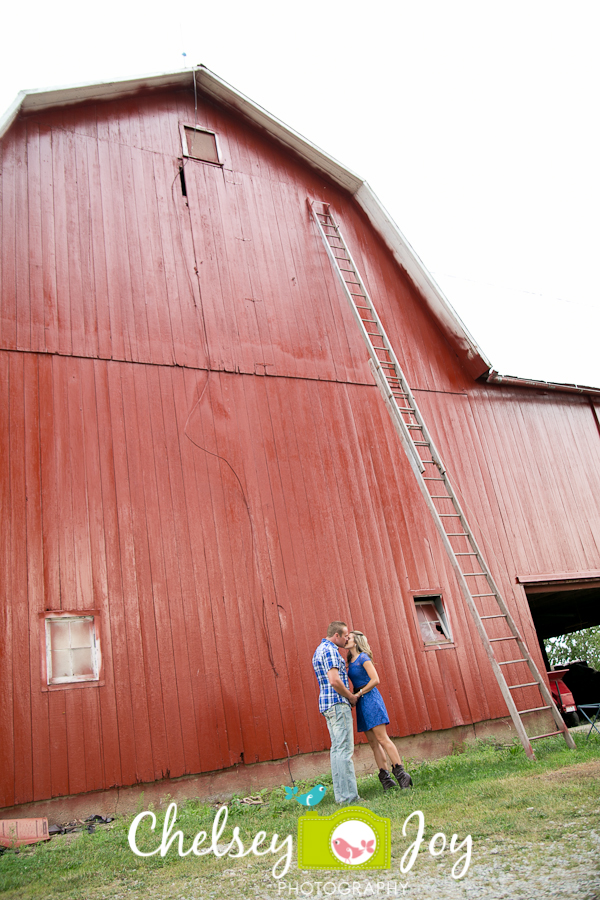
[392,763,413,789]
[378,768,398,791]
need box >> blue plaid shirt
[312,639,350,714]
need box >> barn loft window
[43,614,101,685]
[414,596,452,646]
[180,124,222,165]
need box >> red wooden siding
[1,86,600,807]
[2,351,600,805]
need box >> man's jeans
[323,702,358,803]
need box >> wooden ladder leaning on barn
[310,200,576,761]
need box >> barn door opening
[520,572,600,646]
[519,572,600,721]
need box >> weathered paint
[1,86,599,808]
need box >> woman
[346,630,412,791]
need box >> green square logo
[298,807,391,871]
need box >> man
[312,621,360,804]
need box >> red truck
[547,669,579,727]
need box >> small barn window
[414,597,452,645]
[180,124,222,165]
[44,615,100,685]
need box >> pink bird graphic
[332,837,376,861]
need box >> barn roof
[2,66,598,393]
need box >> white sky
[2,0,599,387]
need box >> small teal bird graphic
[284,784,327,806]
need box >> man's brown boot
[378,768,398,791]
[392,763,412,789]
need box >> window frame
[411,592,454,650]
[179,123,223,166]
[39,610,104,691]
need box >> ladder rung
[430,495,451,499]
[447,533,468,537]
[473,593,496,597]
[518,706,551,715]
[462,572,486,576]
[530,731,563,741]
[414,441,430,446]
[439,514,461,517]
[480,614,506,619]
[489,636,517,643]
[423,477,444,481]
[499,659,527,665]
[407,425,423,430]
[508,682,538,689]
[455,552,478,555]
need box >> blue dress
[347,651,390,733]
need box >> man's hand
[327,668,356,704]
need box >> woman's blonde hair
[350,630,373,660]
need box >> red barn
[1,67,599,816]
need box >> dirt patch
[535,759,600,782]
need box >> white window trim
[414,596,453,645]
[44,614,101,685]
[179,122,223,165]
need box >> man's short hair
[327,621,348,638]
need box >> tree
[545,626,600,670]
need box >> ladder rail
[314,209,447,474]
[370,360,426,474]
[310,200,576,758]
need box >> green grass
[1,733,599,899]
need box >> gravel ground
[256,833,600,900]
[233,819,600,900]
